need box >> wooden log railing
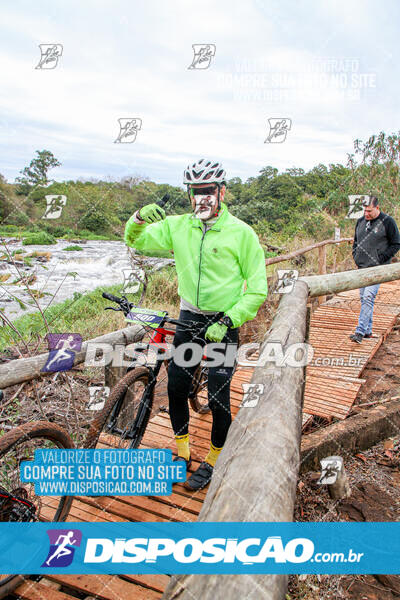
[300,261,400,297]
[0,325,144,389]
[264,237,352,267]
[265,237,353,305]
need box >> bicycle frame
[148,326,209,359]
[105,324,209,446]
[104,326,175,443]
[0,487,36,522]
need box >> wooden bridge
[10,275,400,600]
[303,278,400,423]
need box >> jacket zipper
[196,228,210,307]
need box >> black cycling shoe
[173,455,192,470]
[184,461,213,491]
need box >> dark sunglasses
[189,186,218,197]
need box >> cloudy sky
[0,0,398,186]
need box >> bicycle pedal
[159,405,169,413]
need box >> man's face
[189,183,220,220]
[363,203,380,220]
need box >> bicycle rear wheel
[189,365,210,414]
[0,421,74,599]
[84,367,153,450]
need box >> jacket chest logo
[364,224,380,235]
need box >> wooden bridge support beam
[317,245,327,305]
[162,280,309,600]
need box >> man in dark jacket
[350,196,400,343]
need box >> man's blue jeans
[355,284,380,335]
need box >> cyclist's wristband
[218,315,233,329]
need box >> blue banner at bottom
[0,522,398,574]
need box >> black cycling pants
[167,310,239,448]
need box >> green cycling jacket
[124,202,268,328]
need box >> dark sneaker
[173,455,192,470]
[363,333,372,338]
[184,461,213,490]
[349,332,363,344]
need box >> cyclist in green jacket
[124,159,268,490]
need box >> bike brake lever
[105,306,122,312]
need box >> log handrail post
[300,262,400,297]
[162,280,309,600]
[318,245,327,304]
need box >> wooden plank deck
[303,279,400,419]
[11,369,254,600]
[11,279,400,599]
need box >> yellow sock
[205,442,223,467]
[175,433,190,460]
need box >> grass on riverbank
[0,225,120,242]
[22,232,56,245]
[0,266,180,353]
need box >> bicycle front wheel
[84,367,153,450]
[0,421,74,599]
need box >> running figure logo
[114,118,142,143]
[241,383,264,408]
[318,457,342,485]
[42,529,82,567]
[42,195,67,220]
[122,267,145,294]
[88,386,110,411]
[41,334,82,372]
[188,44,216,70]
[274,269,298,294]
[347,195,370,219]
[35,44,63,70]
[265,118,292,143]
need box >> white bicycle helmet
[183,159,226,186]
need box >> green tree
[353,131,400,205]
[16,150,61,195]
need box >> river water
[0,239,172,322]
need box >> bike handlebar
[101,292,222,334]
[102,292,123,303]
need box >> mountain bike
[0,403,74,599]
[84,292,235,450]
